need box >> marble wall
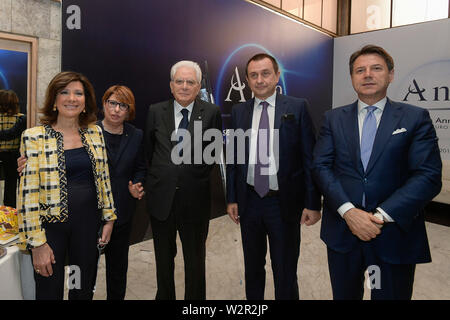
[0,0,61,124]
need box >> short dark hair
[349,45,394,74]
[40,71,97,127]
[102,85,136,121]
[245,53,279,76]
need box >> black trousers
[150,190,210,300]
[33,184,100,300]
[327,244,416,300]
[103,221,132,300]
[0,150,19,207]
[240,187,300,300]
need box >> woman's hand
[31,243,56,277]
[128,181,145,200]
[17,155,27,176]
[99,220,114,246]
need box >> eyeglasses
[106,99,129,111]
[173,79,198,87]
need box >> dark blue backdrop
[61,0,333,131]
[0,49,28,114]
[61,0,334,242]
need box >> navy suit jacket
[313,99,442,264]
[226,94,321,222]
[98,121,146,226]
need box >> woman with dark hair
[17,71,116,300]
[0,89,26,207]
[97,85,146,299]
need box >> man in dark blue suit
[226,53,321,300]
[313,45,442,300]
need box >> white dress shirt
[247,91,279,190]
[337,97,394,222]
[174,100,194,133]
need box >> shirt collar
[174,100,194,115]
[254,91,277,108]
[358,97,387,114]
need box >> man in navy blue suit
[313,45,442,300]
[226,53,321,300]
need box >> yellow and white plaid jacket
[17,124,117,249]
[0,113,25,150]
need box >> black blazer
[145,98,222,222]
[98,121,147,226]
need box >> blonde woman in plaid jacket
[17,71,117,300]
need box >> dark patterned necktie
[178,108,189,156]
[254,101,270,198]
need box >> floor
[2,179,447,300]
[91,214,450,300]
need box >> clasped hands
[128,181,145,200]
[343,208,384,241]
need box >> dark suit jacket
[98,121,146,226]
[226,93,321,222]
[0,114,26,140]
[145,98,222,222]
[313,98,442,264]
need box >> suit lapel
[188,99,203,135]
[342,102,364,175]
[274,93,288,130]
[243,98,254,131]
[365,99,402,174]
[114,124,132,166]
[162,99,176,148]
[98,121,115,167]
[243,99,254,165]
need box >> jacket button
[363,178,368,184]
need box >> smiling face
[170,66,201,107]
[351,53,394,105]
[246,57,280,100]
[55,81,85,121]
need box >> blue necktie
[254,101,270,198]
[178,108,189,156]
[360,106,377,171]
[360,106,377,207]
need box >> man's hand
[300,208,321,226]
[343,208,383,241]
[17,155,27,175]
[227,203,239,225]
[128,181,145,200]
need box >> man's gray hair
[170,60,202,83]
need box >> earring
[53,105,57,111]
[83,109,86,113]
